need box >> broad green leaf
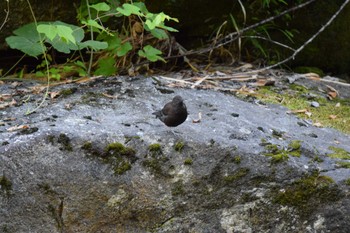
[12,23,41,41]
[107,36,122,50]
[133,2,149,14]
[150,28,168,39]
[145,19,156,30]
[117,41,132,57]
[37,24,57,41]
[80,40,108,50]
[56,25,76,44]
[5,36,44,57]
[90,2,110,12]
[138,45,165,62]
[5,23,43,57]
[94,57,117,76]
[158,24,178,32]
[116,3,143,16]
[44,21,85,53]
[82,19,105,31]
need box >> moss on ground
[257,85,350,134]
[273,172,340,217]
[327,146,350,159]
[174,141,185,152]
[104,142,137,175]
[223,168,249,183]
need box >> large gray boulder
[0,76,350,232]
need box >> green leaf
[138,45,165,62]
[145,19,156,30]
[106,36,132,56]
[150,28,168,39]
[5,23,43,57]
[56,25,76,44]
[116,3,143,16]
[80,40,108,50]
[44,21,85,53]
[90,2,110,12]
[6,36,44,57]
[37,24,57,41]
[117,41,132,57]
[94,57,117,76]
[82,19,105,31]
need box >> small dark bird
[153,95,188,127]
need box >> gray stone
[0,76,349,232]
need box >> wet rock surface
[0,75,350,232]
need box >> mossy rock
[273,173,340,217]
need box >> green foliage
[138,45,165,62]
[5,0,178,79]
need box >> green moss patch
[174,141,185,152]
[103,142,137,175]
[0,175,12,197]
[59,87,77,97]
[327,146,350,159]
[57,133,73,151]
[273,173,340,217]
[345,178,350,186]
[223,168,249,183]
[263,140,302,163]
[171,180,185,196]
[184,158,193,165]
[336,161,350,168]
[148,143,162,152]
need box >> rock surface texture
[0,76,350,232]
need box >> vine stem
[86,0,93,76]
[25,0,50,115]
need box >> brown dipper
[152,95,188,127]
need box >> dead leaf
[0,94,13,101]
[9,99,17,106]
[192,112,202,123]
[304,73,320,80]
[313,122,323,127]
[102,93,119,99]
[329,115,337,119]
[49,91,60,99]
[64,103,73,110]
[327,91,337,99]
[11,81,21,87]
[255,78,275,87]
[305,111,312,117]
[30,85,46,94]
[3,118,16,122]
[7,125,29,132]
[293,109,308,113]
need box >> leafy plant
[5,0,179,78]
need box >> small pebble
[310,101,320,108]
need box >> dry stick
[0,0,9,31]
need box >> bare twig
[241,35,295,52]
[0,0,10,31]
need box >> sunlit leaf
[90,2,110,12]
[138,45,165,62]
